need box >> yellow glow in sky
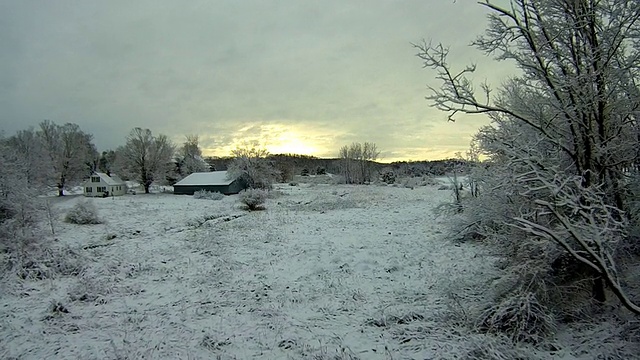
[265,138,317,156]
[202,123,335,159]
[199,122,481,162]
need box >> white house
[83,172,126,197]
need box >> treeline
[3,119,473,195]
[2,121,210,195]
[204,153,473,183]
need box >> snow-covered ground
[1,181,620,359]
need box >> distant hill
[204,154,473,182]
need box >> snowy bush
[477,291,555,344]
[239,188,268,211]
[65,200,102,224]
[193,190,224,200]
[380,171,396,184]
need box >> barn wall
[228,180,245,194]
[173,180,245,195]
[173,185,228,195]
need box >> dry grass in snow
[1,181,612,359]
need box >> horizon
[205,151,467,164]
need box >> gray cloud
[0,0,508,161]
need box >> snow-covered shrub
[380,171,396,184]
[65,200,102,224]
[477,291,555,344]
[2,234,86,280]
[193,190,224,200]
[239,188,268,211]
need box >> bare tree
[339,142,380,184]
[363,142,381,183]
[118,128,175,194]
[5,128,50,190]
[416,0,640,314]
[227,142,279,189]
[350,142,363,184]
[339,145,353,184]
[37,120,97,196]
[0,133,39,241]
[177,135,210,177]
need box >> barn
[173,171,246,195]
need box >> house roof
[174,171,235,186]
[92,172,126,185]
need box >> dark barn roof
[173,171,245,195]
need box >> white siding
[83,174,126,197]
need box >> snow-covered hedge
[239,188,268,211]
[193,190,224,200]
[65,200,102,225]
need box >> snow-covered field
[1,181,617,359]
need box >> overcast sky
[0,0,511,162]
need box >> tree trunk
[144,183,151,194]
[592,273,606,304]
[58,187,64,196]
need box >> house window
[97,186,106,192]
[91,176,100,183]
[85,187,92,193]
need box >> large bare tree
[176,135,210,177]
[37,120,97,196]
[118,128,175,194]
[416,0,640,314]
[5,128,50,190]
[227,142,279,190]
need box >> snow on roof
[174,171,234,186]
[109,174,124,183]
[93,172,126,185]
